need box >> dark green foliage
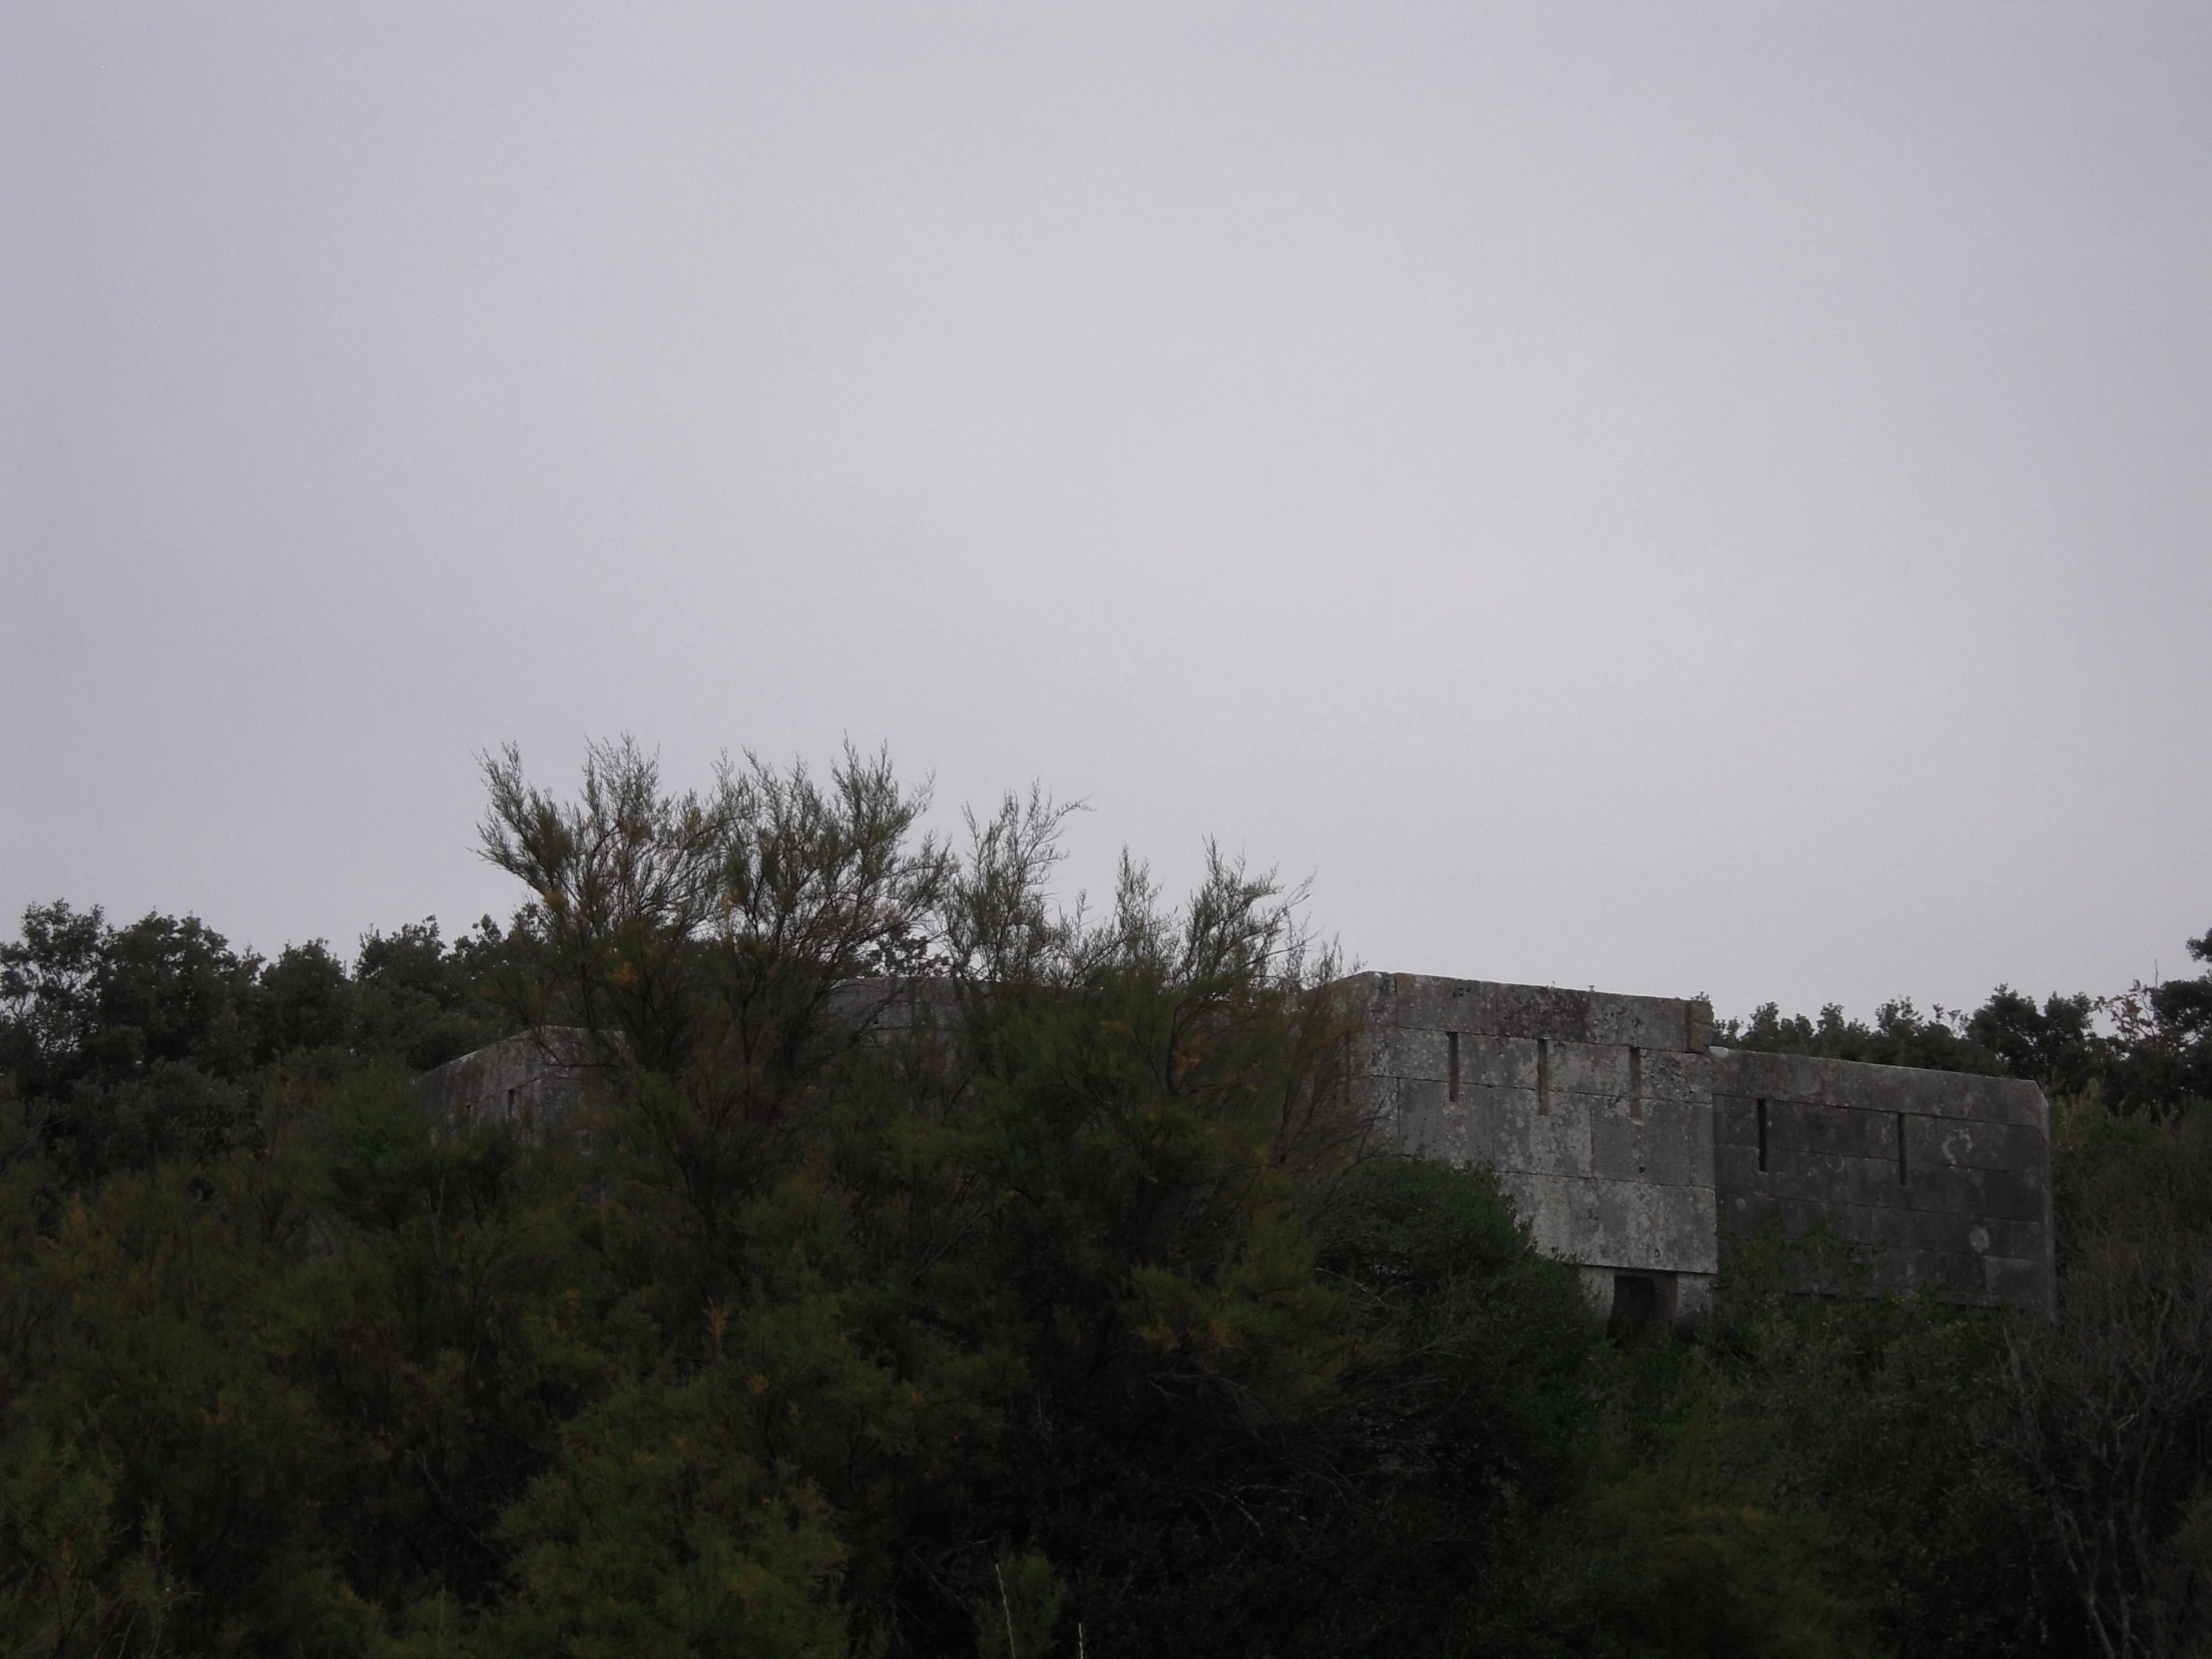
[0,903,517,1187]
[1705,1261,2062,1656]
[1,903,266,1183]
[1995,1101,2212,1657]
[0,903,261,1095]
[351,919,520,1073]
[260,939,356,1059]
[1967,987,2104,1098]
[4,746,2210,1657]
[1722,924,2212,1123]
[1721,995,2010,1076]
[0,750,1618,1657]
[70,910,263,1083]
[2089,927,2212,1119]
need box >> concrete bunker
[1341,971,2054,1318]
[417,969,2057,1322]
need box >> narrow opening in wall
[1629,1046,1643,1120]
[507,1087,518,1117]
[1897,1112,1910,1186]
[1756,1099,1769,1172]
[1537,1039,1551,1116]
[1447,1031,1460,1103]
[1609,1274,1659,1344]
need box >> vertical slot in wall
[1897,1112,1910,1186]
[1756,1099,1769,1173]
[1628,1047,1643,1121]
[1537,1039,1551,1116]
[1447,1032,1460,1103]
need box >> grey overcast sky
[3,3,2207,1020]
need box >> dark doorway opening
[1609,1273,1659,1343]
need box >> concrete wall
[1711,1049,2054,1309]
[1341,973,1722,1319]
[412,975,2058,1317]
[1342,973,2055,1317]
[414,1029,594,1135]
[824,977,964,1042]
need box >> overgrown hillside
[3,743,2208,1658]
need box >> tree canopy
[2,740,2209,1657]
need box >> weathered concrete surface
[415,970,2058,1319]
[823,976,965,1041]
[1710,1049,2054,1310]
[412,985,955,1138]
[414,1029,595,1135]
[1340,973,1722,1301]
[1342,973,2054,1316]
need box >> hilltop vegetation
[3,742,2210,1658]
[1718,959,2212,1120]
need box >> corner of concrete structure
[414,1027,599,1139]
[1685,998,1714,1054]
[2035,1083,2057,1317]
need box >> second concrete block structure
[1344,971,2054,1323]
[1712,1051,2054,1309]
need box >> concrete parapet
[1712,1050,2045,1128]
[1340,972,1712,1055]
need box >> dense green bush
[4,742,2208,1656]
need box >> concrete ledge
[1712,1051,2045,1128]
[1343,972,1710,1053]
